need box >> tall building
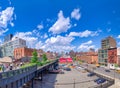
[101,36,116,49]
[98,36,116,66]
[0,37,26,58]
[4,34,13,43]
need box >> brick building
[108,48,117,63]
[14,47,34,61]
[76,52,98,64]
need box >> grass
[20,63,37,68]
[20,60,53,68]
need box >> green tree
[42,54,48,62]
[31,50,38,63]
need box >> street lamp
[73,79,75,88]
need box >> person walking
[9,63,13,70]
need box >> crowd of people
[0,62,24,72]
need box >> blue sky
[0,0,120,52]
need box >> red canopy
[67,58,73,62]
[59,57,73,63]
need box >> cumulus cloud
[69,30,101,37]
[45,35,74,45]
[49,10,71,34]
[37,24,44,30]
[35,41,44,49]
[0,28,8,36]
[117,35,120,39]
[43,33,48,39]
[71,8,81,20]
[13,32,38,48]
[78,40,95,51]
[0,7,14,35]
[40,35,75,52]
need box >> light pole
[73,79,75,88]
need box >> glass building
[0,37,26,58]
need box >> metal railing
[0,65,37,79]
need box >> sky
[0,0,120,52]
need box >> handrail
[0,65,37,79]
[0,59,58,79]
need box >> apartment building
[98,36,116,66]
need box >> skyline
[0,0,120,52]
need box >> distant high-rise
[4,34,13,43]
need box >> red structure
[14,47,34,60]
[108,48,117,63]
[59,57,73,63]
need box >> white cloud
[0,28,8,36]
[71,8,81,20]
[117,35,120,39]
[37,24,44,30]
[69,30,101,37]
[0,7,14,28]
[43,33,48,39]
[78,40,95,51]
[35,41,44,49]
[13,32,38,48]
[45,35,74,45]
[49,10,71,34]
[40,35,75,52]
[0,7,14,35]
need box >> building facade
[98,49,108,65]
[0,37,26,57]
[76,52,98,64]
[101,36,116,49]
[108,48,117,63]
[98,36,116,66]
[14,47,34,60]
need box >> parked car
[105,69,110,72]
[96,78,106,84]
[87,72,95,77]
[64,67,71,71]
[94,77,104,82]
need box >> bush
[37,62,43,66]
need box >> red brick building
[76,52,98,64]
[14,47,34,60]
[108,48,117,64]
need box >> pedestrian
[9,64,13,70]
[1,64,5,72]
